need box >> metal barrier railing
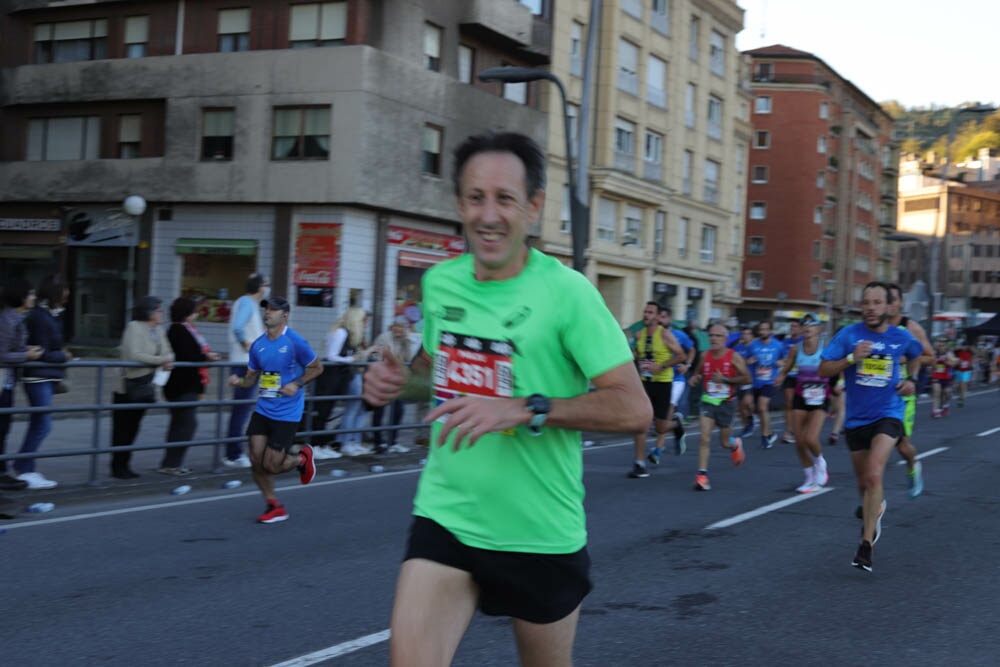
[0,359,424,485]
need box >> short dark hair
[169,297,197,323]
[887,282,903,299]
[2,278,33,309]
[132,295,163,321]
[452,132,546,197]
[645,301,659,309]
[863,281,894,303]
[246,272,267,294]
[658,305,673,317]
[36,274,67,308]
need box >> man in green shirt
[364,132,651,666]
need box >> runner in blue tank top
[746,321,784,449]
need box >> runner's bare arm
[659,329,685,367]
[731,353,752,386]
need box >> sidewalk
[1,362,432,513]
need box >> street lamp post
[479,66,590,273]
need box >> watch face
[528,393,550,414]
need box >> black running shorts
[404,516,592,624]
[844,417,903,452]
[247,411,299,451]
[642,380,672,420]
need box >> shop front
[0,215,64,299]
[386,225,465,334]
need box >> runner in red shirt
[930,338,957,418]
[954,343,975,407]
[687,323,751,491]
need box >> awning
[398,249,447,269]
[176,238,257,256]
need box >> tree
[953,131,1000,162]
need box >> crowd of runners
[625,281,992,572]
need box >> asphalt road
[3,389,999,666]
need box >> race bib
[706,381,729,399]
[259,371,281,399]
[802,384,826,406]
[756,367,772,381]
[856,355,893,388]
[433,331,513,399]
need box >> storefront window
[176,238,257,322]
[293,223,340,307]
[387,225,465,333]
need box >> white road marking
[0,468,420,531]
[267,629,390,666]
[895,446,950,465]
[977,427,1000,437]
[705,486,835,530]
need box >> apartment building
[897,158,1000,326]
[536,0,749,326]
[739,45,898,328]
[0,0,550,349]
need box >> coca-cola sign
[294,222,341,287]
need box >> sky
[735,0,999,109]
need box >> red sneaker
[257,500,288,524]
[298,444,316,485]
[730,438,746,467]
[694,473,711,491]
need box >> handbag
[53,380,70,395]
[124,374,156,403]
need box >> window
[644,130,663,181]
[567,103,579,157]
[819,101,829,119]
[202,108,235,160]
[458,44,474,84]
[570,22,583,77]
[424,23,442,71]
[700,224,716,263]
[754,130,770,148]
[752,166,768,183]
[422,124,443,175]
[654,211,666,255]
[624,205,642,246]
[682,150,693,195]
[518,0,544,14]
[856,223,871,240]
[817,136,827,154]
[124,16,149,58]
[707,95,722,140]
[117,114,141,158]
[289,2,346,48]
[688,15,700,61]
[754,96,772,114]
[709,30,725,76]
[736,144,745,174]
[618,39,639,95]
[218,8,250,52]
[646,55,667,108]
[271,107,330,159]
[734,185,743,217]
[678,217,690,257]
[614,118,636,171]
[34,19,108,63]
[597,197,617,242]
[503,64,528,104]
[651,0,669,35]
[754,62,772,81]
[814,206,823,224]
[704,159,720,205]
[746,271,763,290]
[855,255,870,273]
[817,171,826,189]
[813,241,821,260]
[560,185,571,234]
[811,276,821,296]
[750,201,767,219]
[685,83,696,128]
[748,236,765,255]
[27,117,100,160]
[623,0,642,18]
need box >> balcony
[459,0,534,48]
[751,73,830,87]
[881,189,897,202]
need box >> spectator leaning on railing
[0,279,43,491]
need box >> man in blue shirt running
[746,321,784,448]
[820,282,922,573]
[229,297,323,524]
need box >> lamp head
[123,195,147,216]
[478,66,551,85]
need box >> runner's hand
[425,396,529,451]
[362,347,408,407]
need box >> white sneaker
[387,444,410,454]
[813,461,829,487]
[321,446,343,459]
[341,443,369,457]
[17,472,58,489]
[222,455,252,469]
[795,468,817,494]
[311,446,333,460]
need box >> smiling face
[456,151,543,281]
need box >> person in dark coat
[0,279,43,492]
[18,274,73,488]
[159,297,220,475]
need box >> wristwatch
[526,393,551,435]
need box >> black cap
[261,296,290,312]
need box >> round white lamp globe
[123,195,147,216]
